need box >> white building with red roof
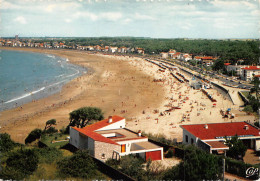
[180,122,260,155]
[241,66,260,81]
[70,115,163,161]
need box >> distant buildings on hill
[0,37,145,55]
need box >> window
[191,138,194,144]
[101,154,106,159]
[185,135,188,143]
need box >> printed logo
[246,167,259,178]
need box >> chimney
[138,130,142,137]
[244,125,249,130]
[108,116,113,123]
[204,124,208,129]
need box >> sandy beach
[0,47,255,143]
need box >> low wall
[91,155,136,181]
[211,82,235,105]
[238,91,249,105]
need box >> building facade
[180,122,260,155]
[70,115,163,161]
[241,66,260,81]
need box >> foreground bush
[0,133,17,153]
[57,150,97,179]
[0,149,39,180]
[35,147,63,164]
[25,128,42,144]
[163,145,222,180]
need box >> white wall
[69,127,80,148]
[97,119,125,131]
[117,138,148,153]
[255,139,260,151]
[78,134,88,149]
[182,129,198,145]
[88,137,95,156]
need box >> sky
[0,0,259,39]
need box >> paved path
[212,81,245,106]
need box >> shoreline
[0,49,88,112]
[0,47,167,143]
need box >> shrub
[0,133,17,153]
[165,149,174,158]
[119,155,146,180]
[163,145,222,180]
[25,128,42,144]
[57,150,97,179]
[44,127,58,134]
[35,147,63,164]
[0,149,39,180]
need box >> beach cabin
[70,115,163,161]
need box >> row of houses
[0,38,145,54]
[76,45,144,54]
[160,49,218,66]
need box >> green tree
[212,59,224,71]
[119,155,146,180]
[163,145,222,180]
[57,150,97,179]
[250,76,260,101]
[225,135,247,160]
[44,119,56,131]
[0,149,39,180]
[0,133,16,153]
[69,107,104,128]
[25,128,42,144]
[243,105,254,114]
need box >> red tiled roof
[181,122,260,140]
[201,56,214,60]
[224,63,231,66]
[72,115,125,145]
[242,66,260,70]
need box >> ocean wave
[46,79,68,88]
[4,87,46,104]
[55,74,65,78]
[63,68,80,79]
[46,54,55,59]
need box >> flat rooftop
[95,128,147,142]
[132,141,161,151]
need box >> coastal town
[1,35,260,180]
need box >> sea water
[0,49,86,111]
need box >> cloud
[72,11,123,22]
[45,4,56,13]
[0,0,20,9]
[65,19,72,23]
[44,2,81,13]
[122,18,132,24]
[134,13,156,20]
[100,12,122,21]
[178,22,193,30]
[73,12,98,21]
[14,16,27,24]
